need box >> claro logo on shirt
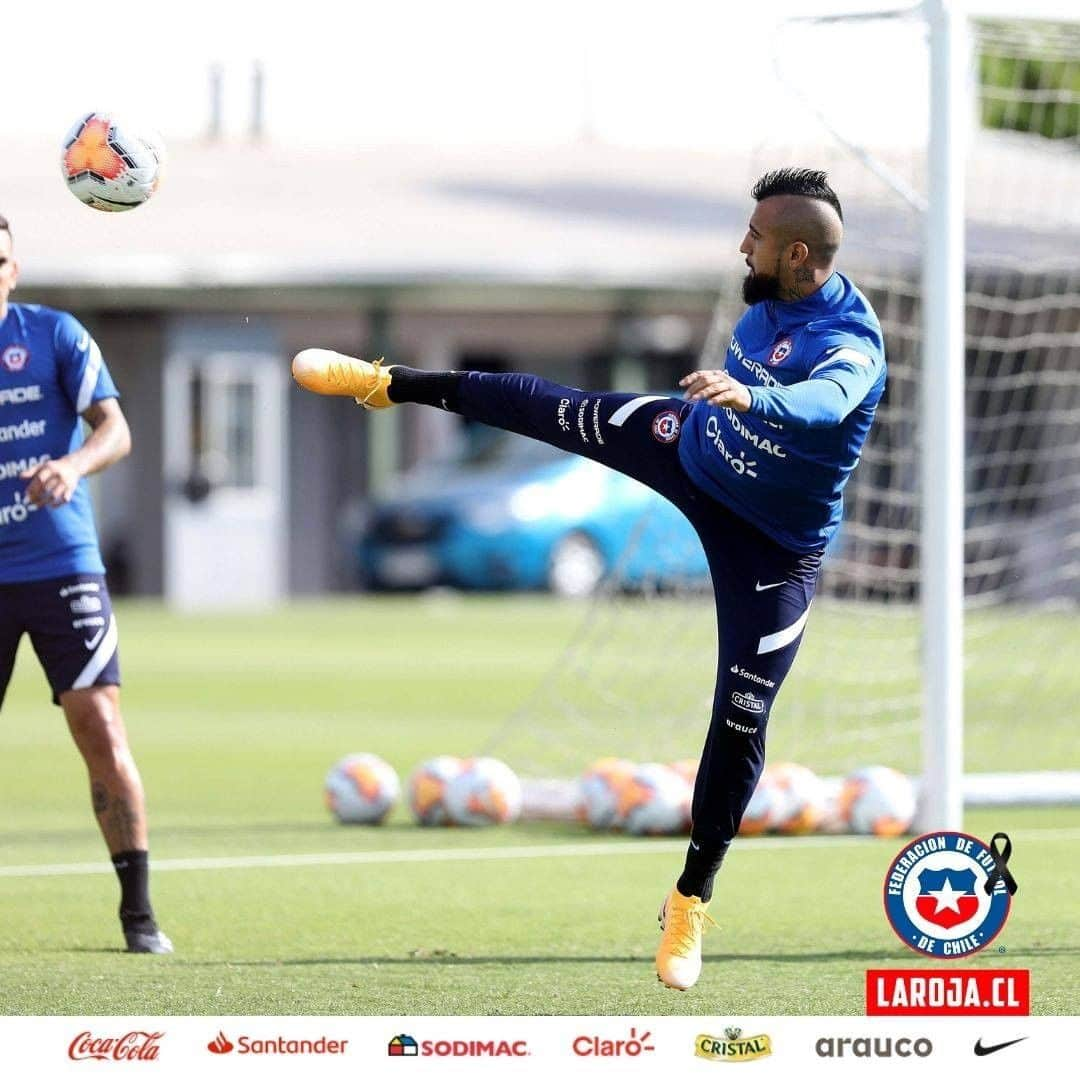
[0,385,43,406]
[0,491,38,527]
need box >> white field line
[1,826,1077,880]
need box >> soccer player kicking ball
[0,215,171,954]
[293,168,885,991]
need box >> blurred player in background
[293,168,885,990]
[0,214,171,954]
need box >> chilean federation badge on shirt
[768,336,793,366]
[2,344,29,372]
[883,831,1016,959]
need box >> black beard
[742,270,783,305]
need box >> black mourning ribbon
[984,832,1018,896]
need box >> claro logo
[68,1031,164,1061]
[573,1027,655,1057]
[816,1035,933,1058]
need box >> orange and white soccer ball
[738,770,784,835]
[578,757,636,830]
[324,752,400,824]
[444,757,523,826]
[61,112,164,212]
[838,765,916,836]
[618,763,692,836]
[408,755,467,826]
[766,762,828,835]
[669,758,698,788]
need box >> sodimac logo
[68,1031,164,1061]
[390,1033,530,1057]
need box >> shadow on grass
[52,941,1080,967]
[2,820,591,847]
[166,942,1080,968]
[179,950,890,967]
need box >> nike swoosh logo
[755,580,784,592]
[689,840,700,851]
[973,1037,1028,1056]
[84,629,106,650]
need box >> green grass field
[0,597,1077,1016]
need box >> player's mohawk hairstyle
[751,168,843,223]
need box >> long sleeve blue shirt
[679,272,886,553]
[0,303,117,583]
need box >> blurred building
[6,132,1076,605]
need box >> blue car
[357,427,708,594]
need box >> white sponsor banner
[0,1015,1072,1078]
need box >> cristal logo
[207,1032,234,1054]
[732,691,765,714]
[68,1031,164,1061]
[573,1026,655,1057]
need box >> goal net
[486,6,1080,814]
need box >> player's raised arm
[741,347,885,430]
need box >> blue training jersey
[0,303,118,583]
[679,271,886,554]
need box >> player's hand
[679,369,752,412]
[20,457,82,508]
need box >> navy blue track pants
[457,371,823,848]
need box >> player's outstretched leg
[656,886,716,991]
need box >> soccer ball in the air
[444,757,523,826]
[619,763,692,836]
[324,753,400,824]
[766,762,828,834]
[578,757,636,830]
[408,755,467,826]
[61,112,164,212]
[838,765,916,836]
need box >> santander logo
[68,1031,164,1061]
[207,1032,235,1054]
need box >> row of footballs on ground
[325,754,918,837]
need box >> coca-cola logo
[68,1031,164,1062]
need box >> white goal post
[920,0,968,832]
[488,2,1080,826]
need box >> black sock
[386,366,464,410]
[112,849,156,933]
[677,839,730,903]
